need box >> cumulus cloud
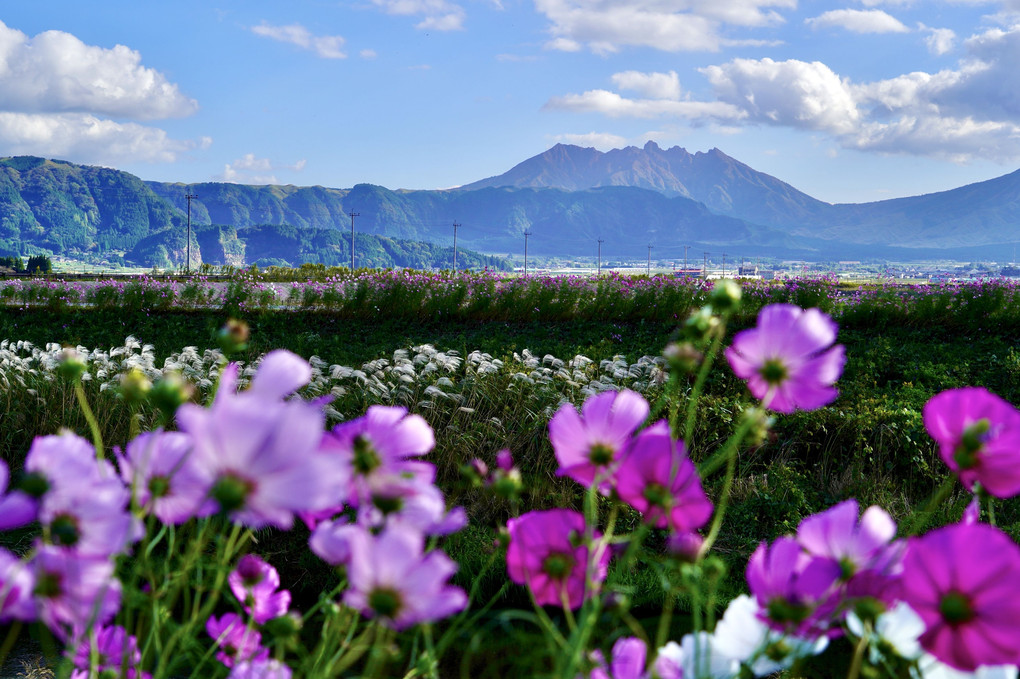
[805,9,909,33]
[0,20,203,165]
[371,0,466,31]
[214,153,307,184]
[0,20,197,119]
[535,0,796,53]
[545,88,744,119]
[0,113,208,164]
[922,25,957,54]
[251,22,346,59]
[610,71,682,100]
[545,25,1020,162]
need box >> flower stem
[682,326,726,446]
[73,380,104,460]
[906,475,957,536]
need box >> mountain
[4,147,1020,263]
[0,157,507,269]
[463,142,831,229]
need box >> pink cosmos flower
[117,430,210,524]
[228,555,290,625]
[0,460,37,530]
[71,624,143,676]
[353,461,466,536]
[746,537,842,638]
[506,509,609,610]
[614,422,712,533]
[548,389,649,491]
[725,304,846,413]
[29,545,122,641]
[228,659,292,679]
[176,358,348,530]
[324,405,434,509]
[343,524,467,630]
[795,499,904,602]
[0,547,35,622]
[39,477,135,557]
[584,637,647,679]
[206,612,269,668]
[900,522,1020,671]
[923,387,1020,498]
[308,518,360,566]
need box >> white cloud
[213,153,307,185]
[805,9,909,33]
[371,0,466,31]
[360,49,378,59]
[551,131,629,148]
[545,88,744,119]
[545,24,1020,163]
[535,0,796,53]
[0,112,206,164]
[0,20,196,119]
[610,71,682,100]
[251,22,347,59]
[921,25,956,54]
[0,21,203,166]
[703,58,861,133]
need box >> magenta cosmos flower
[117,431,209,524]
[614,422,712,534]
[228,555,290,624]
[206,612,268,668]
[923,387,1020,498]
[746,537,842,638]
[900,522,1020,671]
[795,499,904,602]
[725,304,846,413]
[343,524,467,630]
[548,389,649,490]
[506,509,610,610]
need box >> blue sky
[2,1,1020,203]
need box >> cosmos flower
[725,304,846,413]
[548,389,649,490]
[206,613,268,668]
[900,522,1020,671]
[614,422,712,534]
[923,387,1020,498]
[116,430,210,524]
[506,509,609,610]
[746,537,842,638]
[343,524,467,630]
[228,555,290,625]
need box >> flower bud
[461,458,488,486]
[55,348,87,382]
[709,278,741,313]
[118,367,152,406]
[263,611,303,640]
[682,306,720,343]
[664,341,703,374]
[667,532,704,563]
[492,468,522,500]
[150,371,195,420]
[218,318,250,355]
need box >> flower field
[0,273,1019,678]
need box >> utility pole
[349,211,361,270]
[597,239,604,276]
[523,231,532,276]
[722,252,727,278]
[185,192,197,275]
[703,252,708,278]
[647,244,653,275]
[682,245,690,274]
[452,221,461,274]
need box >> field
[0,271,1018,678]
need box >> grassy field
[1,277,1018,677]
